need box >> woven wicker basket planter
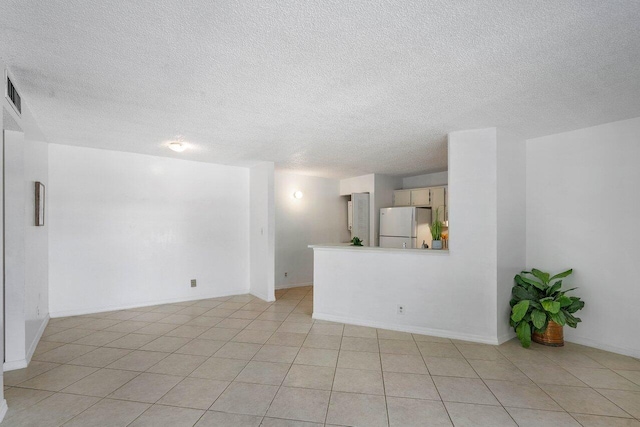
[532,320,564,347]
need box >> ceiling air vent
[5,70,22,116]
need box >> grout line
[460,351,521,426]
[380,328,391,427]
[19,286,640,426]
[413,333,455,426]
[126,293,269,427]
[323,322,341,425]
[261,290,312,423]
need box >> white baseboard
[4,315,50,372]
[250,290,275,302]
[49,289,250,318]
[497,330,516,345]
[27,315,49,362]
[276,282,313,290]
[3,358,27,371]
[313,312,500,345]
[564,335,640,359]
[0,399,7,424]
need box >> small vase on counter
[432,240,443,250]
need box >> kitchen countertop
[308,243,449,254]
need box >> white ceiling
[1,1,639,178]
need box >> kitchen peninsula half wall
[310,128,527,345]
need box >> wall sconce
[293,191,304,199]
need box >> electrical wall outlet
[191,279,197,288]
[397,304,405,315]
[284,272,288,277]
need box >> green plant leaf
[550,310,567,326]
[516,322,531,348]
[546,281,562,296]
[566,299,585,313]
[557,295,572,307]
[515,275,536,294]
[531,269,550,285]
[541,300,561,314]
[529,300,543,310]
[511,300,530,323]
[512,286,538,302]
[563,310,578,328]
[520,276,548,291]
[550,269,573,281]
[534,319,549,334]
[531,309,547,329]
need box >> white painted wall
[0,82,52,377]
[314,128,502,343]
[1,60,26,419]
[527,117,640,357]
[275,172,349,289]
[249,162,275,301]
[23,135,49,360]
[446,128,499,339]
[339,173,375,196]
[402,171,448,189]
[3,101,52,371]
[4,130,27,366]
[496,129,526,341]
[48,144,251,316]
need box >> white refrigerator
[379,207,432,249]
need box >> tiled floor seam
[128,290,307,427]
[12,286,640,427]
[41,293,276,426]
[381,331,391,427]
[590,386,636,419]
[414,333,457,427]
[449,341,521,426]
[256,304,308,423]
[496,348,636,422]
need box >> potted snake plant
[509,268,585,348]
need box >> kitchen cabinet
[410,188,430,206]
[393,190,411,207]
[393,186,448,222]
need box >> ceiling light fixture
[293,191,304,199]
[168,141,186,152]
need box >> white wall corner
[22,315,50,370]
[249,162,276,302]
[525,117,640,357]
[0,399,8,424]
[496,129,527,340]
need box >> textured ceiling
[1,1,640,178]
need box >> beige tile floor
[3,285,640,426]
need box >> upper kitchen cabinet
[410,188,430,206]
[393,189,411,207]
[393,186,447,211]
